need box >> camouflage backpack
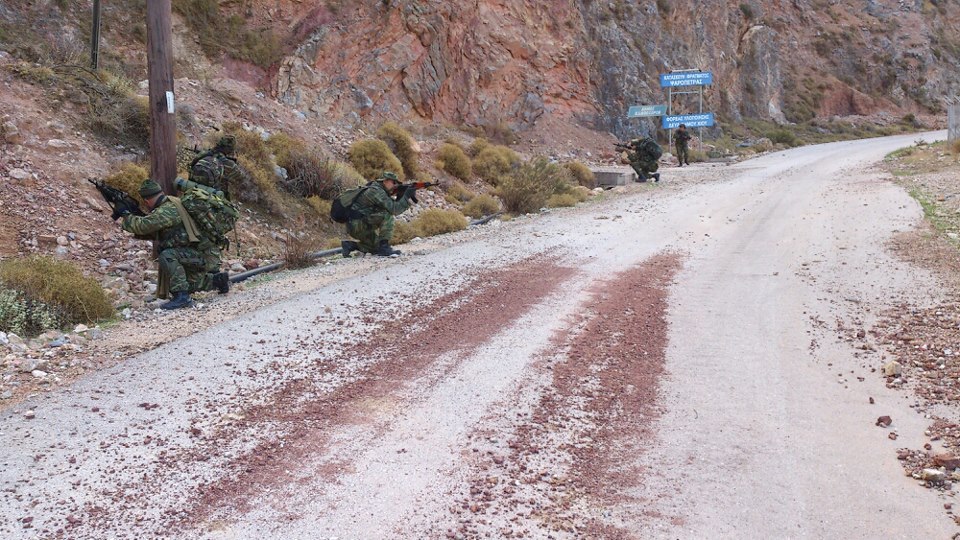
[638,137,663,160]
[329,185,370,223]
[179,187,240,248]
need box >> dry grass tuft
[282,234,315,269]
[462,194,500,218]
[377,122,420,179]
[104,162,149,206]
[0,256,113,334]
[473,145,520,185]
[446,181,475,204]
[437,143,472,180]
[349,139,405,181]
[564,161,596,188]
[499,157,572,214]
[547,193,579,208]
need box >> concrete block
[592,167,636,187]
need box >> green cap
[138,179,163,198]
[378,171,399,182]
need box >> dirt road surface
[2,131,955,539]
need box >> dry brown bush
[104,162,149,205]
[0,256,113,332]
[499,157,571,214]
[446,181,475,204]
[282,234,315,269]
[564,161,596,188]
[349,139,405,181]
[473,145,520,184]
[547,193,579,208]
[377,122,420,179]
[462,194,500,218]
[437,143,472,180]
[467,137,490,157]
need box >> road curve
[0,131,953,539]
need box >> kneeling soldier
[119,179,229,310]
[342,171,415,258]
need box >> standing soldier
[189,135,248,200]
[675,124,692,167]
[341,171,416,258]
[118,179,229,310]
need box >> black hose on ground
[227,213,502,284]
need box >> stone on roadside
[934,453,960,470]
[883,361,902,377]
[876,416,892,427]
[921,469,947,483]
[0,331,7,346]
[24,410,35,419]
[73,324,89,334]
[31,369,47,379]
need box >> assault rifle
[395,181,439,204]
[88,178,145,220]
[614,142,634,151]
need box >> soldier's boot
[374,240,401,257]
[161,291,194,310]
[636,172,648,182]
[341,240,359,258]
[653,172,661,182]
[212,272,230,295]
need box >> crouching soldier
[189,135,247,200]
[118,179,229,310]
[341,171,415,258]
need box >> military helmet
[378,171,399,182]
[215,135,237,154]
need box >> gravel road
[1,131,954,539]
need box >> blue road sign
[627,105,667,118]
[659,71,713,88]
[662,113,715,129]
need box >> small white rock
[73,324,89,334]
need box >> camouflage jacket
[352,181,411,226]
[121,197,196,250]
[675,130,692,146]
[190,152,246,199]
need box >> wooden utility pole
[90,0,101,70]
[145,0,177,194]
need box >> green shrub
[104,162,149,205]
[8,62,55,85]
[462,194,500,218]
[499,157,571,214]
[348,139,405,181]
[410,209,468,237]
[377,122,420,179]
[0,286,61,337]
[547,193,579,208]
[768,129,799,147]
[473,145,520,184]
[437,143,472,180]
[564,161,596,188]
[446,181,475,204]
[0,257,113,333]
[468,137,490,157]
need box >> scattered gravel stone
[876,416,892,427]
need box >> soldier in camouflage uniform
[189,135,248,200]
[119,180,229,310]
[626,136,661,182]
[674,124,692,167]
[342,171,415,258]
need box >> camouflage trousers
[629,159,659,180]
[675,143,689,165]
[159,245,221,294]
[347,214,395,253]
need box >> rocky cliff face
[255,0,960,138]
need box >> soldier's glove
[111,204,132,221]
